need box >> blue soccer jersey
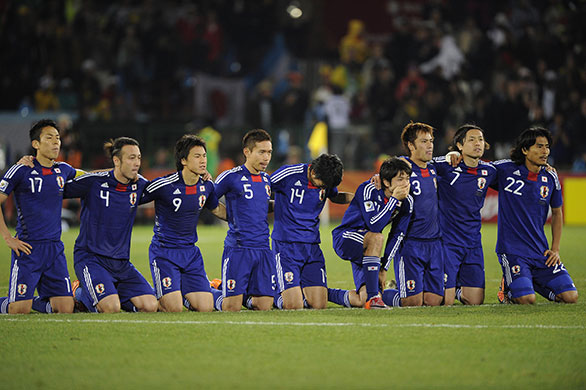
[333,181,403,236]
[493,160,563,259]
[64,170,149,259]
[215,165,271,249]
[405,157,440,239]
[271,163,338,244]
[142,171,219,248]
[0,160,77,242]
[433,157,497,248]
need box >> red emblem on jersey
[512,265,521,274]
[420,169,430,178]
[227,279,236,290]
[56,176,65,189]
[477,177,486,190]
[406,280,416,290]
[162,277,172,288]
[251,175,262,183]
[17,284,27,295]
[467,168,477,175]
[115,183,127,192]
[285,272,294,283]
[186,185,197,195]
[95,284,105,294]
[42,168,53,176]
[199,194,206,208]
[540,186,549,199]
[129,192,137,205]
[319,189,326,201]
[265,184,271,197]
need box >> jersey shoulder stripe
[3,164,25,179]
[73,171,110,181]
[544,169,561,190]
[492,159,512,166]
[270,164,305,183]
[215,166,242,184]
[146,172,179,192]
[362,182,376,201]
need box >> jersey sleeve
[0,164,25,196]
[549,171,563,209]
[140,179,161,205]
[269,166,288,193]
[382,195,414,270]
[430,157,449,177]
[326,186,339,200]
[214,171,233,198]
[64,173,94,199]
[359,184,400,233]
[58,163,78,181]
[204,181,219,210]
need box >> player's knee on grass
[509,277,534,301]
[223,296,243,312]
[50,297,75,313]
[252,296,273,311]
[134,295,158,312]
[97,295,121,313]
[401,293,423,307]
[424,293,443,306]
[460,288,484,305]
[443,288,456,306]
[8,300,33,314]
[305,287,328,309]
[513,294,536,305]
[364,232,384,254]
[186,292,214,312]
[557,290,578,304]
[282,287,304,310]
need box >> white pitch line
[0,317,583,330]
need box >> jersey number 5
[243,183,253,199]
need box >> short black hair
[309,154,344,189]
[30,119,59,142]
[379,157,412,188]
[510,127,553,165]
[175,134,207,172]
[400,122,434,156]
[449,124,491,152]
[242,129,271,151]
[103,137,140,161]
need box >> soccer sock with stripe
[121,300,138,312]
[533,285,556,301]
[274,294,283,309]
[455,288,463,303]
[211,288,223,311]
[363,256,381,300]
[31,296,52,313]
[327,288,351,307]
[381,289,401,307]
[0,297,9,313]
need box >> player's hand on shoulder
[445,151,462,167]
[370,174,381,190]
[545,163,557,174]
[544,249,561,267]
[202,170,213,181]
[17,155,35,168]
[4,235,32,256]
[392,182,410,201]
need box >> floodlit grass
[1,223,585,389]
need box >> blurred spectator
[34,75,60,111]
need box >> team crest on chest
[265,184,271,197]
[56,176,65,189]
[477,177,486,190]
[540,186,549,199]
[319,189,326,201]
[17,283,27,295]
[129,192,137,205]
[199,194,207,208]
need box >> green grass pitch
[1,223,585,389]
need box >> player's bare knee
[402,296,423,307]
[253,300,273,311]
[99,302,121,313]
[8,302,32,314]
[283,300,303,310]
[139,298,159,313]
[364,232,384,252]
[514,294,536,305]
[52,301,75,314]
[222,300,241,312]
[307,298,327,309]
[162,301,183,312]
[558,290,578,304]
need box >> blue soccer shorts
[498,253,577,299]
[332,228,367,262]
[74,248,154,308]
[221,246,276,298]
[443,243,485,289]
[8,241,72,302]
[149,242,211,299]
[394,239,444,298]
[273,240,327,293]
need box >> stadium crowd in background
[1,0,585,170]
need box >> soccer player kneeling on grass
[65,137,158,313]
[331,157,411,309]
[271,154,353,309]
[141,135,226,312]
[493,128,578,304]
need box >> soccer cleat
[210,278,222,290]
[72,279,80,298]
[497,277,511,304]
[364,295,389,309]
[71,280,88,312]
